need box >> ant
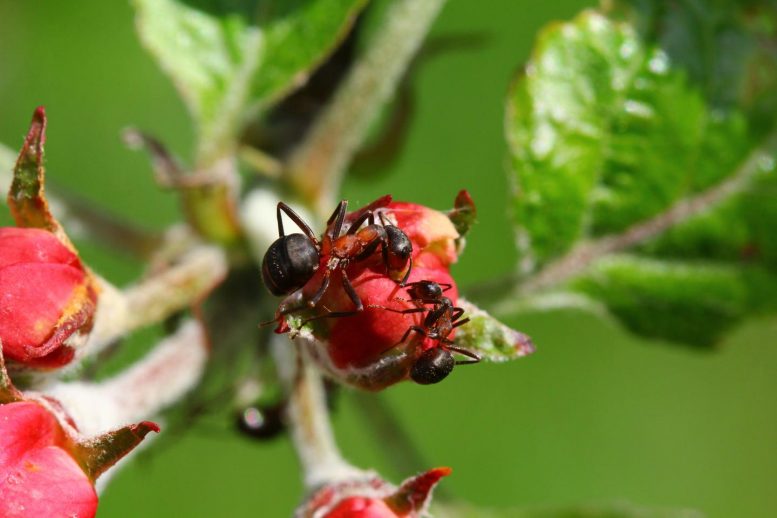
[373,280,480,385]
[262,200,413,320]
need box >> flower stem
[87,244,227,352]
[275,336,364,490]
[44,319,208,435]
[287,0,447,217]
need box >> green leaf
[133,0,366,164]
[509,10,751,267]
[604,0,777,128]
[506,9,777,347]
[455,300,535,361]
[571,255,777,347]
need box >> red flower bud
[323,265,457,369]
[325,497,399,517]
[298,467,451,518]
[276,199,469,390]
[0,227,97,368]
[0,401,97,518]
[387,202,459,267]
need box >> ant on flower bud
[261,200,413,320]
[373,280,480,385]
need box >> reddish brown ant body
[262,200,413,320]
[374,280,480,384]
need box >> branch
[514,129,777,297]
[286,0,447,216]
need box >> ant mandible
[373,280,480,385]
[262,200,413,319]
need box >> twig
[287,0,448,217]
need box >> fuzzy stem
[44,319,208,436]
[87,244,226,351]
[287,0,447,216]
[275,336,364,490]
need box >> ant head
[410,347,455,385]
[236,404,285,440]
[384,225,412,271]
[261,234,320,296]
[407,281,443,301]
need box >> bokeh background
[1,1,776,516]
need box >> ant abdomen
[262,234,320,296]
[410,347,455,384]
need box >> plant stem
[275,336,364,490]
[287,0,447,217]
[87,244,227,351]
[45,319,207,435]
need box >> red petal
[0,402,97,517]
[0,263,91,362]
[0,402,65,468]
[0,446,97,518]
[0,228,81,270]
[326,497,399,518]
[387,203,459,266]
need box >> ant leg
[341,270,363,311]
[346,210,375,235]
[326,200,348,240]
[277,202,319,244]
[355,230,388,261]
[301,270,363,323]
[398,325,427,345]
[307,270,332,308]
[452,317,470,328]
[399,256,412,286]
[447,345,480,365]
[365,304,427,315]
[450,308,467,322]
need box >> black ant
[261,200,413,320]
[373,280,480,385]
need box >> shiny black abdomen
[261,233,319,295]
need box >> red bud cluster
[297,467,451,517]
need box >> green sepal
[8,107,60,234]
[455,299,535,361]
[71,421,160,483]
[0,344,23,405]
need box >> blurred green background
[1,1,776,517]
